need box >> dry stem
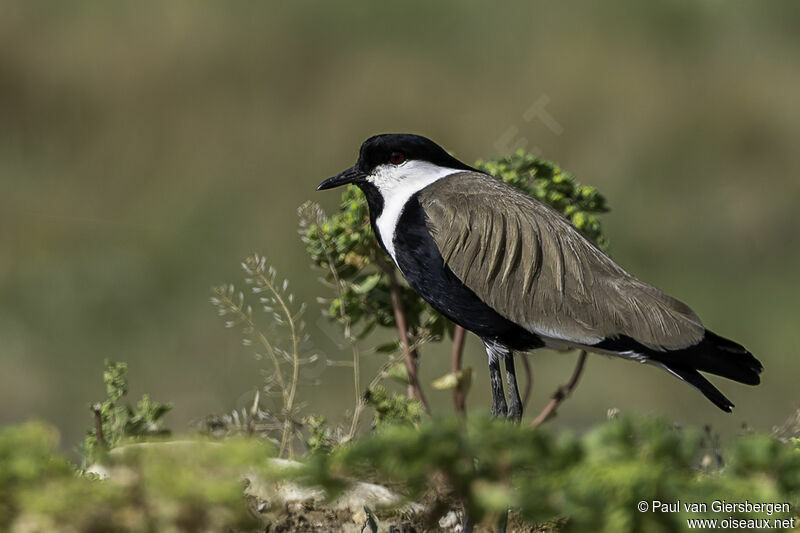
[380,262,430,412]
[450,325,467,414]
[312,224,365,439]
[214,288,287,405]
[254,269,301,457]
[530,350,587,427]
[92,403,106,450]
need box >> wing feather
[418,172,704,350]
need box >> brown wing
[418,172,704,350]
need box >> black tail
[660,330,763,385]
[662,365,736,412]
[595,330,763,412]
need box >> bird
[317,133,763,421]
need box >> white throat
[371,160,462,263]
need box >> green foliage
[80,360,172,465]
[475,150,610,250]
[1,421,274,532]
[4,413,799,532]
[299,197,451,342]
[304,415,336,454]
[301,415,800,532]
[0,422,73,529]
[364,386,425,429]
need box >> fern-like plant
[210,254,318,457]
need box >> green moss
[2,414,799,532]
[2,421,275,532]
[300,414,800,531]
[0,422,74,528]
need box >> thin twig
[379,261,430,412]
[530,350,587,427]
[247,389,260,437]
[92,403,106,451]
[214,285,296,453]
[215,288,288,404]
[368,355,401,391]
[347,342,364,439]
[256,271,300,456]
[313,225,365,439]
[450,325,467,415]
[520,354,533,410]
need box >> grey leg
[503,351,523,423]
[484,340,508,418]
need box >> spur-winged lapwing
[318,133,763,421]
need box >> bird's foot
[506,404,522,424]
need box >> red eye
[389,152,406,165]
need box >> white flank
[371,160,462,263]
[541,335,652,363]
[536,327,603,349]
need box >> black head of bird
[318,133,763,421]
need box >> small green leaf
[386,361,408,384]
[432,372,459,390]
[432,367,473,394]
[375,342,399,354]
[352,273,382,294]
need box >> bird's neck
[357,182,389,253]
[360,164,466,263]
[358,181,384,219]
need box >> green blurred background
[2,1,798,450]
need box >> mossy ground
[3,412,798,532]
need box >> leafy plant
[210,254,319,458]
[301,414,800,532]
[2,421,273,532]
[80,360,171,465]
[364,386,425,429]
[0,422,73,529]
[6,409,800,533]
[303,414,337,454]
[299,194,438,416]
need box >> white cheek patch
[371,160,462,264]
